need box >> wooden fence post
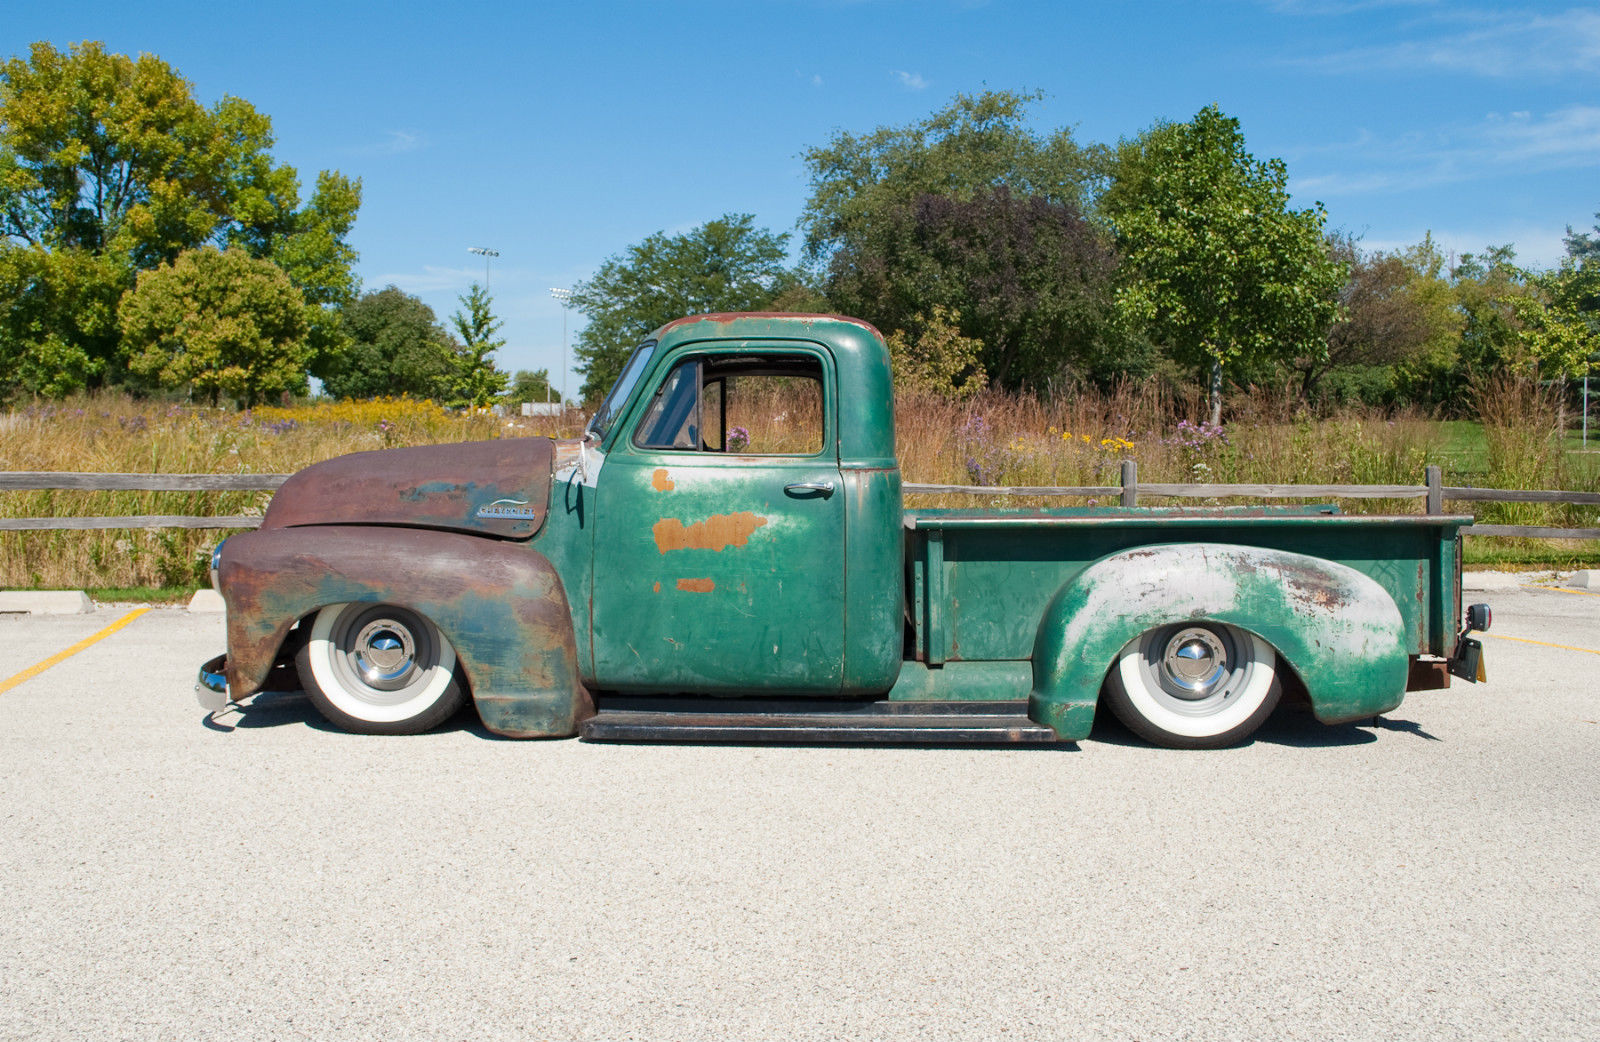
[1425,465,1442,515]
[1121,460,1138,507]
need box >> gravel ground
[1,576,1596,1041]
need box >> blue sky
[10,0,1599,390]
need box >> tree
[1302,233,1463,402]
[0,41,359,394]
[882,305,987,400]
[569,214,794,401]
[231,170,362,379]
[825,186,1129,389]
[1555,213,1599,334]
[798,89,1103,264]
[449,283,509,408]
[505,368,557,407]
[119,247,312,406]
[321,286,458,400]
[1101,105,1346,423]
[0,245,124,398]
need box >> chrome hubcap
[1161,628,1229,699]
[354,621,416,686]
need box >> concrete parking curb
[0,590,93,614]
[187,590,225,613]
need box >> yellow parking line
[0,608,152,695]
[1535,586,1600,597]
[1485,632,1600,657]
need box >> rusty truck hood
[261,438,555,540]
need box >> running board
[579,697,1062,745]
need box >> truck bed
[904,506,1472,667]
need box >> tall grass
[0,396,583,588]
[2,382,1596,588]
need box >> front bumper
[197,654,230,713]
[196,653,303,715]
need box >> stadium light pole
[550,287,573,406]
[467,247,499,290]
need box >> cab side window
[633,354,825,456]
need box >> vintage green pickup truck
[199,313,1489,748]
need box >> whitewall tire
[295,602,465,735]
[1102,622,1280,749]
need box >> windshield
[586,340,656,442]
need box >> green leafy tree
[1304,233,1464,402]
[230,170,362,378]
[0,41,359,394]
[449,283,509,408]
[1102,105,1346,423]
[0,245,124,398]
[119,247,312,406]
[321,286,458,400]
[798,89,1103,263]
[1414,245,1597,404]
[504,368,557,407]
[883,305,987,400]
[569,214,794,401]
[798,91,1122,387]
[825,186,1129,389]
[1554,213,1599,337]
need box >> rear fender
[219,526,589,737]
[1029,543,1409,740]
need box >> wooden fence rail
[2,465,1598,539]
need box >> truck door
[590,343,846,693]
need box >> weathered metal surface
[909,509,1475,529]
[262,438,554,540]
[652,512,768,553]
[841,464,905,693]
[1407,657,1452,691]
[1029,543,1411,740]
[580,696,1059,745]
[217,525,589,737]
[585,333,859,695]
[887,661,1033,702]
[590,450,848,693]
[908,512,1459,666]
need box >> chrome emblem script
[477,498,539,519]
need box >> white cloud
[357,130,425,156]
[1267,0,1437,14]
[1360,225,1569,270]
[374,265,478,294]
[1298,9,1600,77]
[1293,105,1600,196]
[893,70,929,90]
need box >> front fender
[219,526,589,737]
[1029,543,1409,740]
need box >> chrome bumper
[196,654,231,713]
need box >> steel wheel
[1102,622,1279,749]
[296,602,465,734]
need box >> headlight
[210,539,228,592]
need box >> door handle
[785,481,835,498]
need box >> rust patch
[653,513,768,554]
[652,469,675,492]
[653,581,661,593]
[676,578,715,593]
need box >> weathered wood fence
[2,464,1599,539]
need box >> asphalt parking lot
[1,577,1597,1041]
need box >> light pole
[467,247,499,290]
[550,287,573,407]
